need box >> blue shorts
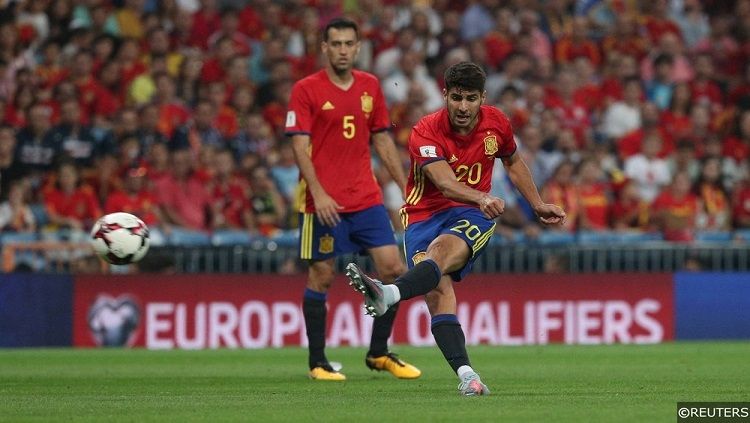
[404,207,496,282]
[299,204,396,261]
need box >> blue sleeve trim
[285,131,311,137]
[420,157,446,167]
[371,126,391,133]
[496,143,517,158]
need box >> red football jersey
[401,105,516,227]
[285,70,390,213]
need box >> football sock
[303,288,328,369]
[431,314,471,374]
[368,303,399,357]
[393,259,442,301]
[457,365,476,380]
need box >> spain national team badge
[412,251,426,265]
[361,92,373,115]
[319,234,334,254]
[483,135,498,156]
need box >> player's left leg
[425,274,489,396]
[365,244,421,379]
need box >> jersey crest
[318,234,334,254]
[361,92,373,114]
[483,135,498,156]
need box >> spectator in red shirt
[201,35,236,84]
[612,180,650,231]
[154,148,212,232]
[601,14,649,60]
[44,161,101,232]
[207,8,252,57]
[541,161,579,232]
[661,82,693,141]
[546,69,591,147]
[105,166,162,226]
[188,0,221,49]
[554,16,601,68]
[116,38,147,88]
[690,53,724,114]
[210,148,254,230]
[484,8,515,71]
[153,72,190,138]
[206,81,237,139]
[575,159,611,231]
[651,171,699,242]
[642,0,681,43]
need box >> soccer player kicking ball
[346,62,566,395]
[286,18,419,381]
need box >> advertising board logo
[88,294,141,347]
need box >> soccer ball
[90,212,150,265]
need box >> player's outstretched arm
[501,152,566,225]
[372,131,407,196]
[422,160,505,219]
[290,134,343,226]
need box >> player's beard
[330,59,352,76]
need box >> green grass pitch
[1,343,748,422]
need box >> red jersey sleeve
[408,119,446,167]
[285,82,313,135]
[369,83,391,133]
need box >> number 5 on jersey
[343,115,355,139]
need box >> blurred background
[0,0,749,275]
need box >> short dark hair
[444,62,486,92]
[323,17,359,42]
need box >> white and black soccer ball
[90,212,150,265]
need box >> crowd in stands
[0,0,750,246]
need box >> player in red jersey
[346,62,565,395]
[285,18,418,382]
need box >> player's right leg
[299,212,346,381]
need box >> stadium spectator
[154,148,211,232]
[541,161,578,232]
[15,102,58,189]
[0,180,35,233]
[460,0,495,41]
[690,53,724,114]
[382,50,443,112]
[209,148,254,230]
[645,53,675,110]
[170,100,222,154]
[668,140,701,181]
[44,161,101,233]
[575,159,611,231]
[0,125,24,200]
[249,165,285,237]
[694,156,732,231]
[624,132,672,203]
[661,82,693,141]
[51,99,104,168]
[555,16,601,68]
[612,180,650,231]
[601,14,649,60]
[518,124,561,187]
[269,140,298,206]
[144,27,183,77]
[104,165,161,226]
[651,170,699,242]
[600,77,643,141]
